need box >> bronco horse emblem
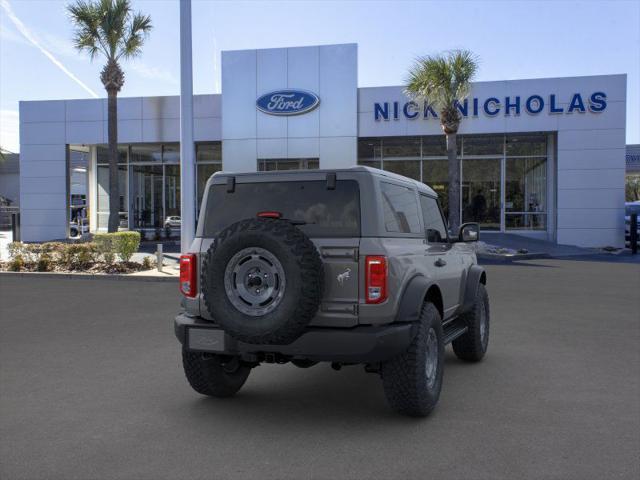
[336,268,351,286]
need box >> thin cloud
[0,110,19,153]
[0,0,99,98]
[130,62,179,85]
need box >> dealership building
[19,43,627,247]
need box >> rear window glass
[380,182,421,234]
[203,180,360,237]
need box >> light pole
[179,0,195,252]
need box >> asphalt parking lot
[1,259,639,480]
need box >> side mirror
[458,223,480,242]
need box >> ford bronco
[175,166,489,416]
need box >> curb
[477,252,551,264]
[0,271,177,283]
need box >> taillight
[257,211,282,219]
[179,254,197,297]
[365,256,387,304]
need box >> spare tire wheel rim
[224,247,286,316]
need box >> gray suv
[175,166,489,416]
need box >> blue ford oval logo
[256,90,320,116]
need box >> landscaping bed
[0,232,155,274]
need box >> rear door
[200,177,361,327]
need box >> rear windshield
[203,180,360,237]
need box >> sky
[0,0,638,153]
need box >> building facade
[19,43,627,247]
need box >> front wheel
[182,349,251,397]
[452,283,490,362]
[381,302,444,417]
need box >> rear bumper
[174,313,416,363]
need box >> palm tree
[68,0,152,232]
[405,50,478,233]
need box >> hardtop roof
[211,165,438,197]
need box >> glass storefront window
[257,159,319,171]
[358,133,549,232]
[506,134,547,156]
[130,144,162,163]
[421,136,447,157]
[164,165,181,220]
[162,144,180,163]
[382,136,420,159]
[383,160,421,181]
[463,135,503,156]
[505,213,547,230]
[197,163,222,211]
[97,164,128,229]
[422,160,449,219]
[197,143,222,162]
[130,164,163,229]
[462,158,502,230]
[358,138,382,169]
[505,157,547,213]
[97,145,127,164]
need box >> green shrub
[8,254,25,272]
[141,256,153,269]
[94,233,116,264]
[7,242,26,260]
[113,231,140,262]
[37,253,52,272]
[59,243,97,269]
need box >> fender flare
[461,265,487,314]
[395,275,436,323]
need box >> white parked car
[164,216,181,228]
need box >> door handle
[434,258,447,267]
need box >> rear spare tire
[202,218,323,345]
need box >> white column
[179,0,196,252]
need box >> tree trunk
[446,132,461,233]
[107,90,120,233]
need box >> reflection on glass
[196,143,222,162]
[258,159,319,171]
[506,134,547,156]
[505,213,547,230]
[164,165,181,220]
[422,160,449,219]
[97,145,127,164]
[130,144,162,163]
[463,135,503,156]
[357,138,382,165]
[197,163,222,210]
[131,164,163,228]
[462,158,501,230]
[505,158,547,212]
[383,160,420,181]
[382,136,420,159]
[162,144,180,163]
[97,164,128,229]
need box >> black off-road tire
[202,218,323,345]
[452,283,490,362]
[381,303,444,417]
[182,349,251,397]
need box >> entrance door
[461,158,501,230]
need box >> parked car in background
[164,216,181,228]
[625,201,640,246]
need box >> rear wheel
[182,349,251,397]
[381,302,444,417]
[452,283,490,362]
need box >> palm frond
[68,0,152,65]
[405,49,479,114]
